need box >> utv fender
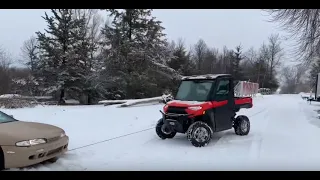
[203,110,216,132]
[0,146,4,170]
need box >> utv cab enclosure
[156,74,253,147]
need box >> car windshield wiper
[0,120,17,124]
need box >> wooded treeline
[0,9,287,104]
[266,9,320,94]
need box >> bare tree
[281,66,296,93]
[258,43,269,86]
[0,46,12,69]
[192,39,207,71]
[176,38,186,52]
[167,40,176,52]
[0,47,13,95]
[265,9,320,62]
[218,46,232,73]
[243,47,258,65]
[281,64,308,94]
[268,33,283,78]
[202,47,218,74]
[20,36,39,72]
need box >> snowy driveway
[2,94,320,170]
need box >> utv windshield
[0,111,17,124]
[175,80,214,101]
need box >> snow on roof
[181,74,231,80]
[167,100,205,106]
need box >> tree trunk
[87,93,91,105]
[88,93,92,105]
[59,89,65,105]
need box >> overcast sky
[0,9,294,65]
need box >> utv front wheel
[156,119,176,139]
[187,121,213,147]
[234,115,250,136]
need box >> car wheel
[187,121,213,147]
[234,115,250,136]
[0,146,4,170]
[155,119,176,139]
[47,157,59,163]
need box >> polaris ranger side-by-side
[155,74,253,147]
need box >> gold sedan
[0,111,69,170]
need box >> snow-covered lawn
[2,94,320,170]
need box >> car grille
[46,146,63,156]
[46,136,60,143]
[167,106,187,114]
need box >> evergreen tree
[36,9,90,104]
[167,39,194,75]
[231,45,243,80]
[100,9,177,99]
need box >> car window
[0,111,17,123]
[215,79,230,101]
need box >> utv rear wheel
[187,121,213,147]
[234,115,250,136]
[156,119,176,139]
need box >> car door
[213,78,234,131]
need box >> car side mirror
[9,115,14,118]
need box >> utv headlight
[16,138,47,147]
[188,106,202,111]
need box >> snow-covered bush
[161,94,173,104]
[0,98,37,109]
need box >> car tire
[187,121,213,147]
[47,157,59,163]
[155,119,176,139]
[0,146,4,170]
[234,115,250,136]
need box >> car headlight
[16,138,47,147]
[188,106,202,111]
[60,132,66,138]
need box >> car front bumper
[2,136,69,169]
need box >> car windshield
[175,80,214,101]
[0,111,17,124]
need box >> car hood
[0,121,64,145]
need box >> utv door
[213,78,234,132]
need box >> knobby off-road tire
[187,121,213,147]
[233,115,250,136]
[155,119,176,139]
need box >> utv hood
[166,100,208,107]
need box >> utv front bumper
[160,110,190,133]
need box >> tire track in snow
[210,97,272,165]
[209,108,269,154]
[245,96,278,163]
[68,127,154,152]
[12,97,271,171]
[68,101,270,152]
[247,108,270,162]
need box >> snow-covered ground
[2,94,320,170]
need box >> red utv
[156,74,253,147]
